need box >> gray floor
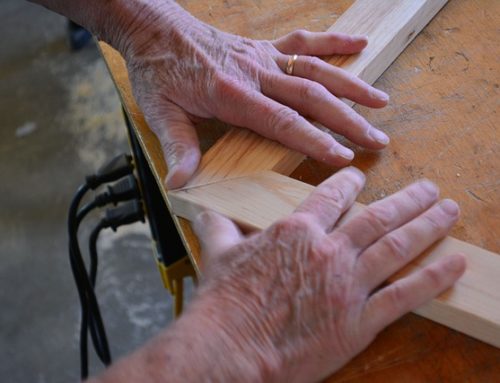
[0,2,184,381]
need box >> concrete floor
[0,2,185,381]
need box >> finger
[333,180,440,249]
[362,253,466,335]
[215,85,356,165]
[272,30,368,55]
[193,211,244,261]
[356,199,460,292]
[295,167,365,231]
[275,54,388,108]
[146,102,201,189]
[261,73,389,149]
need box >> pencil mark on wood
[466,190,486,203]
[406,30,416,42]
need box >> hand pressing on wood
[89,167,465,383]
[34,0,390,188]
[119,3,390,188]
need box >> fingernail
[372,89,389,102]
[354,35,369,43]
[334,146,354,160]
[166,155,179,171]
[345,166,366,182]
[439,199,459,216]
[420,179,438,197]
[165,165,179,189]
[193,211,211,236]
[165,152,184,188]
[369,129,390,145]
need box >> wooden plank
[169,171,500,348]
[185,0,448,188]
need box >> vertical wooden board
[97,42,203,270]
[327,0,448,83]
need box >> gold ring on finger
[285,54,298,75]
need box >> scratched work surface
[99,0,500,381]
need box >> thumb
[193,211,243,266]
[147,101,201,189]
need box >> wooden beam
[169,171,500,348]
[185,0,448,188]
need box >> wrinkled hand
[191,167,465,382]
[122,6,390,188]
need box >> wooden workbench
[99,0,500,381]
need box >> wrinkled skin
[188,167,465,382]
[91,168,465,383]
[120,3,390,188]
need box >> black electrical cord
[89,222,105,288]
[68,155,139,379]
[78,200,145,376]
[67,184,92,378]
[68,184,112,379]
[76,174,142,374]
[74,195,111,361]
[73,198,109,380]
[77,201,99,225]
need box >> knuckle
[405,187,429,211]
[363,204,395,232]
[285,213,312,230]
[422,266,442,288]
[388,283,406,308]
[271,214,312,237]
[268,107,301,138]
[263,73,278,91]
[382,233,409,260]
[298,81,326,102]
[289,29,310,50]
[421,213,443,232]
[212,75,245,105]
[316,185,346,211]
[302,56,322,77]
[330,231,353,252]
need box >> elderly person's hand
[35,0,389,188]
[189,167,465,381]
[91,167,465,382]
[110,2,389,188]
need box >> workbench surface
[99,0,500,380]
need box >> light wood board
[169,171,500,348]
